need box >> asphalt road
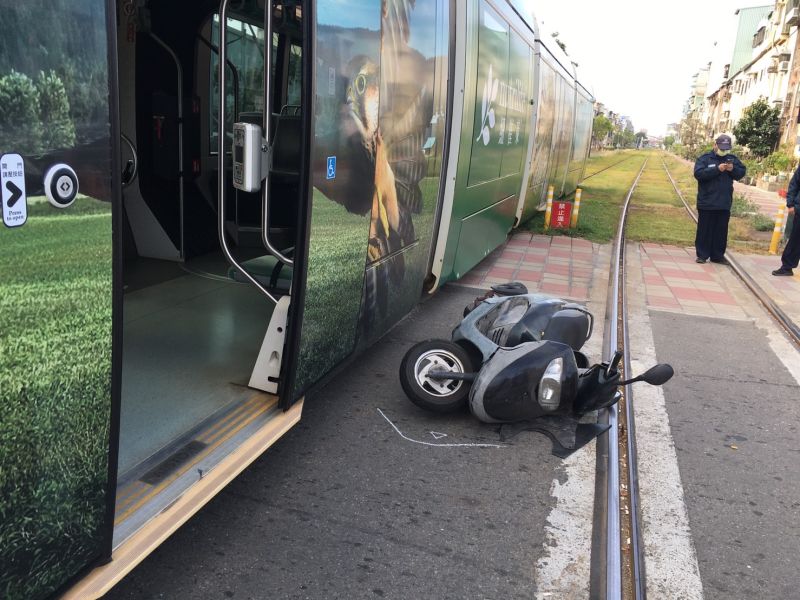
[105,286,573,599]
[650,312,800,600]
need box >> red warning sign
[551,201,572,229]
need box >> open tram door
[2,0,450,594]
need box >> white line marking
[430,431,448,440]
[376,409,505,448]
[533,246,612,599]
[628,244,704,600]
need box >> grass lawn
[626,157,696,247]
[0,196,113,599]
[660,153,773,253]
[521,150,774,252]
[521,150,651,243]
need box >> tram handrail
[197,33,240,123]
[147,32,185,259]
[218,0,278,304]
[260,0,294,267]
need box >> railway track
[592,157,648,600]
[595,154,800,599]
[580,154,635,182]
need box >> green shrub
[35,70,76,150]
[762,150,793,175]
[36,70,76,151]
[0,70,43,154]
[731,193,758,217]
[751,213,775,231]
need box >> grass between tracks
[522,150,773,252]
[521,150,651,243]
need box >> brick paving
[455,233,800,327]
[728,251,800,325]
[638,243,748,320]
[454,233,606,302]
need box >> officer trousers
[781,211,800,269]
[695,209,730,261]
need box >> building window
[753,27,766,47]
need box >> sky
[525,0,770,136]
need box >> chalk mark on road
[377,408,506,448]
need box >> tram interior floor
[119,254,274,476]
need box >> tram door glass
[289,0,381,397]
[0,1,115,598]
[356,0,451,348]
[290,0,451,399]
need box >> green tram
[0,0,592,597]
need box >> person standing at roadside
[692,134,746,264]
[772,164,800,276]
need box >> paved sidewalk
[638,244,747,320]
[733,181,785,219]
[729,252,800,322]
[454,233,610,302]
[630,243,800,326]
[455,233,800,331]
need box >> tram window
[287,44,302,106]
[209,15,274,153]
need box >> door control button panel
[44,163,79,208]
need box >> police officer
[693,134,746,264]
[772,164,800,276]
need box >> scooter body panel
[469,340,579,423]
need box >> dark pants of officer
[781,212,800,269]
[695,209,730,261]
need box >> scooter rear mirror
[619,363,674,386]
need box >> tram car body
[0,0,592,597]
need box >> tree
[733,98,780,158]
[592,115,613,149]
[664,135,675,150]
[678,114,706,159]
[635,131,648,147]
[0,70,43,154]
[36,70,76,150]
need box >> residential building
[690,1,800,152]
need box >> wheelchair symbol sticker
[326,156,336,180]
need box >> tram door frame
[215,0,315,410]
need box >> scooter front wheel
[399,340,475,413]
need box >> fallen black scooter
[398,284,673,453]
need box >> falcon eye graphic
[355,74,367,95]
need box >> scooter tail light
[538,357,563,411]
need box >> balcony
[787,7,800,27]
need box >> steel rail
[661,157,800,347]
[580,155,635,183]
[600,157,648,600]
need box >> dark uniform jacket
[693,151,746,211]
[784,165,800,209]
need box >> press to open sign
[1,153,27,228]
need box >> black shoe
[772,267,794,276]
[710,258,730,265]
[696,257,707,263]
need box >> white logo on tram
[476,63,528,147]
